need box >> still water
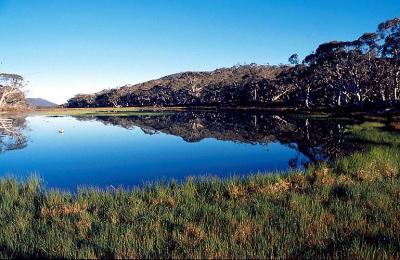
[0,111,352,190]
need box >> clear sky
[0,0,399,104]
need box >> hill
[66,18,400,110]
[27,98,57,107]
[65,65,291,108]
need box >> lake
[0,110,355,190]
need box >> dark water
[0,111,355,190]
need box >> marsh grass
[0,122,399,258]
[345,121,400,145]
[32,107,182,117]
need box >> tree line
[281,17,400,109]
[66,18,400,110]
[1,17,396,111]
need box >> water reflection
[0,111,357,162]
[0,111,360,190]
[79,110,356,163]
[0,117,28,153]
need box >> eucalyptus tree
[377,18,400,100]
[108,90,121,107]
[0,73,26,108]
[288,53,299,65]
[278,60,310,108]
[356,32,386,101]
[341,41,378,106]
[303,41,354,107]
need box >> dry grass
[390,121,400,130]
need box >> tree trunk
[395,70,399,100]
[394,66,400,100]
[381,90,386,101]
[0,88,21,107]
[0,91,10,107]
[305,87,310,108]
[0,95,5,107]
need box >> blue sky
[0,0,399,104]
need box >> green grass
[32,107,185,116]
[345,122,400,145]
[31,106,332,117]
[0,121,399,258]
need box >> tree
[288,53,299,65]
[108,91,121,107]
[0,73,26,108]
[303,41,352,107]
[377,18,400,100]
[357,33,385,101]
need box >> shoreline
[14,105,400,120]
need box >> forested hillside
[66,18,400,110]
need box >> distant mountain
[27,98,58,107]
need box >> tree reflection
[79,110,358,164]
[0,117,28,153]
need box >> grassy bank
[0,123,399,258]
[33,106,302,115]
[32,106,293,117]
[32,107,182,116]
[32,106,400,118]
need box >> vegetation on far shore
[3,18,400,115]
[0,122,399,258]
[66,18,400,111]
